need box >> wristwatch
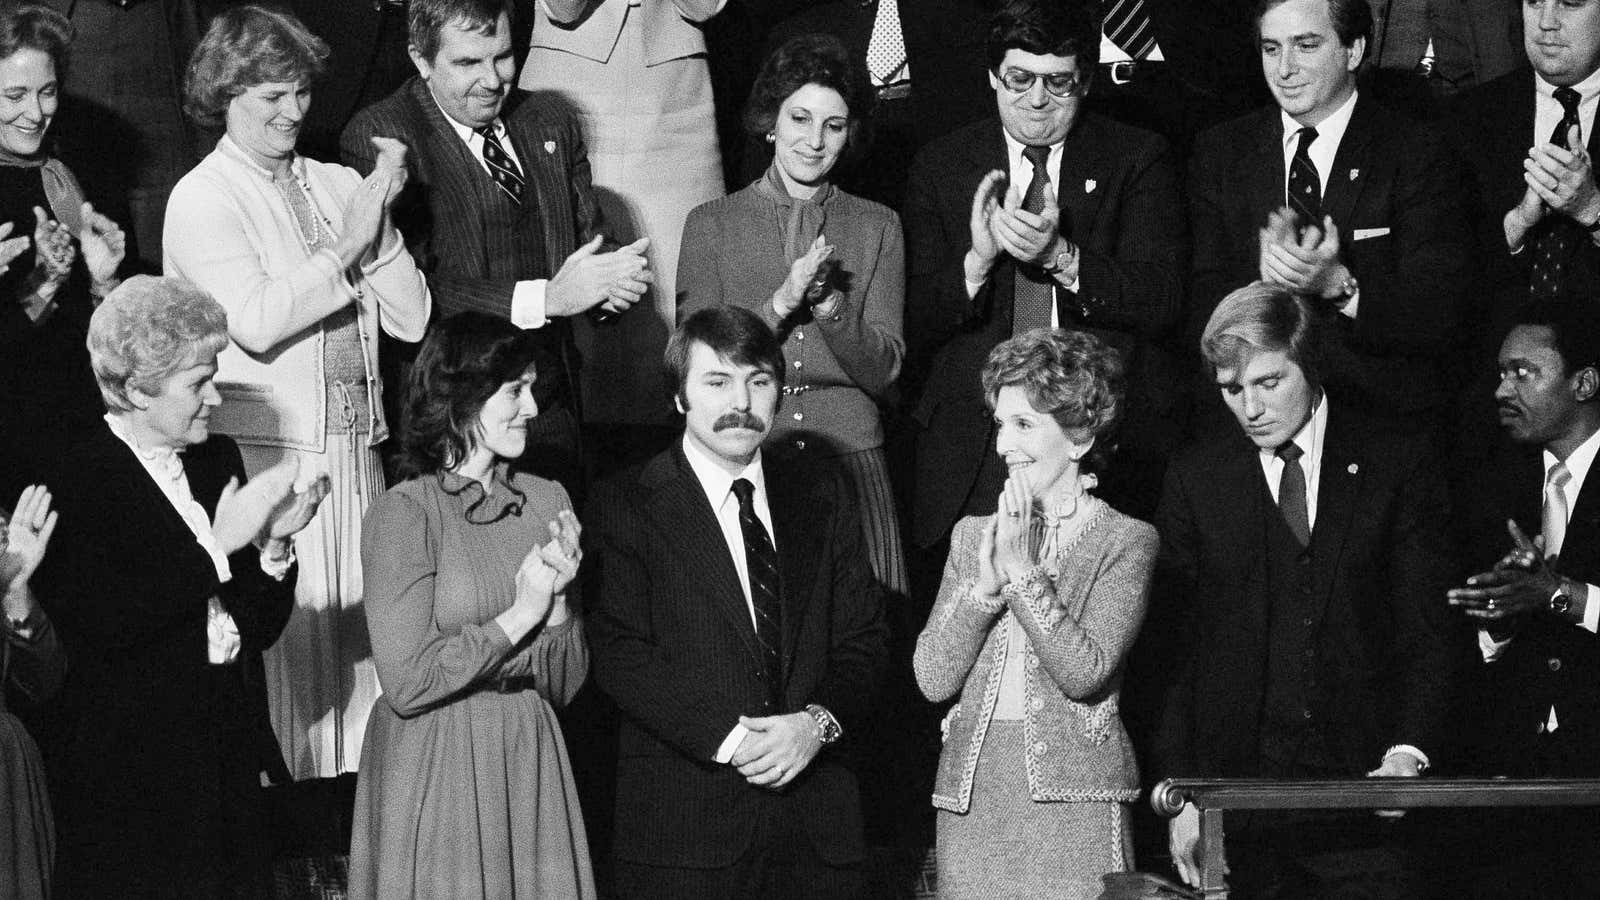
[805,704,842,745]
[1550,585,1574,617]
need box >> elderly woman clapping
[34,276,329,897]
[913,328,1159,900]
[164,3,431,781]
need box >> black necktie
[476,124,525,206]
[1287,126,1321,231]
[1531,87,1583,301]
[731,478,783,689]
[1013,144,1056,335]
[1277,442,1310,547]
[1102,0,1157,60]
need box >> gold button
[793,360,803,369]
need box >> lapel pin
[544,140,556,154]
[1084,178,1097,194]
[1347,463,1359,475]
[1348,168,1359,181]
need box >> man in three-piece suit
[585,306,886,898]
[1189,0,1473,432]
[903,0,1186,546]
[1444,301,1600,896]
[1153,283,1467,897]
[340,0,650,490]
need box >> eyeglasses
[996,67,1083,98]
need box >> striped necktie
[1287,126,1321,231]
[1103,0,1157,60]
[476,124,525,206]
[732,478,783,695]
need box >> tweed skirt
[935,722,1132,900]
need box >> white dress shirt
[1278,89,1362,319]
[1257,391,1328,529]
[1533,66,1600,152]
[429,92,551,330]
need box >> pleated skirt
[837,446,910,598]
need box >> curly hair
[398,312,544,478]
[0,4,72,82]
[88,276,229,413]
[981,327,1126,472]
[743,33,875,142]
[183,5,329,129]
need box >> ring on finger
[1487,599,1498,610]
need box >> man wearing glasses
[1188,0,1473,438]
[903,0,1186,558]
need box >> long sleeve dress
[349,467,594,899]
[1,607,64,900]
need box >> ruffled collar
[104,413,186,486]
[438,464,526,524]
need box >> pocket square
[1353,227,1391,240]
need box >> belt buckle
[1108,61,1136,86]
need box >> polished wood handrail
[1151,777,1600,817]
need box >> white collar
[427,87,506,143]
[1546,423,1600,489]
[1280,88,1359,150]
[216,133,306,183]
[1258,390,1328,467]
[1535,65,1600,104]
[104,412,185,483]
[681,433,766,512]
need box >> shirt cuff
[1383,744,1429,772]
[963,277,985,300]
[1339,289,1360,319]
[1478,626,1514,662]
[714,723,750,764]
[1582,582,1600,633]
[510,280,548,329]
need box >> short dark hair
[1254,0,1373,48]
[981,327,1125,473]
[1201,281,1323,388]
[1507,299,1600,385]
[184,5,328,129]
[985,0,1100,72]
[0,4,71,82]
[408,0,512,64]
[398,312,543,477]
[665,305,785,405]
[743,34,875,140]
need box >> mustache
[713,411,767,432]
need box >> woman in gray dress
[913,328,1158,899]
[349,312,592,899]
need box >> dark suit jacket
[1371,0,1522,89]
[584,443,887,869]
[1151,405,1468,779]
[1189,96,1475,418]
[1459,440,1600,777]
[904,114,1186,547]
[35,428,295,895]
[1446,68,1600,356]
[340,77,606,414]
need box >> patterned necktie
[1542,460,1573,561]
[1287,126,1321,231]
[476,124,525,206]
[1102,0,1157,60]
[866,0,907,85]
[731,478,783,690]
[1013,145,1056,335]
[1531,87,1583,301]
[1277,442,1310,547]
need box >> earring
[765,132,775,143]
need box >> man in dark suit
[1444,300,1600,896]
[1189,0,1473,432]
[585,306,887,898]
[1153,282,1466,896]
[903,0,1186,547]
[340,0,650,489]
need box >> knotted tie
[477,124,525,206]
[731,478,783,690]
[1543,460,1573,561]
[1102,0,1157,60]
[1531,87,1583,301]
[1012,144,1056,335]
[1287,126,1321,231]
[866,0,907,85]
[1277,442,1310,547]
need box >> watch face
[1552,593,1572,614]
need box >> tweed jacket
[914,502,1157,813]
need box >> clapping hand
[369,136,410,205]
[549,235,653,318]
[0,485,57,594]
[78,201,125,289]
[993,476,1033,584]
[1447,519,1562,634]
[1258,206,1348,301]
[965,169,1006,281]
[212,457,300,556]
[0,221,29,278]
[266,473,331,541]
[1525,123,1600,227]
[989,178,1062,267]
[32,206,74,284]
[513,510,583,624]
[773,235,836,317]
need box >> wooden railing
[1145,777,1600,899]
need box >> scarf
[0,144,86,234]
[753,161,834,264]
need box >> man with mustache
[341,0,650,493]
[585,305,887,898]
[1446,300,1600,896]
[1153,282,1465,896]
[1188,0,1472,435]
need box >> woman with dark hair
[349,312,593,899]
[677,33,907,601]
[163,4,431,780]
[913,328,1157,899]
[0,2,127,499]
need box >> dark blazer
[903,114,1186,547]
[1151,404,1468,779]
[1446,68,1600,355]
[340,77,606,414]
[35,427,295,897]
[1189,96,1475,418]
[584,443,887,869]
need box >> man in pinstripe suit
[342,0,650,490]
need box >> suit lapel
[1320,97,1374,231]
[1246,111,1287,226]
[1056,115,1110,243]
[1561,451,1600,578]
[1307,405,1363,620]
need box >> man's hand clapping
[1258,206,1351,303]
[547,235,653,317]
